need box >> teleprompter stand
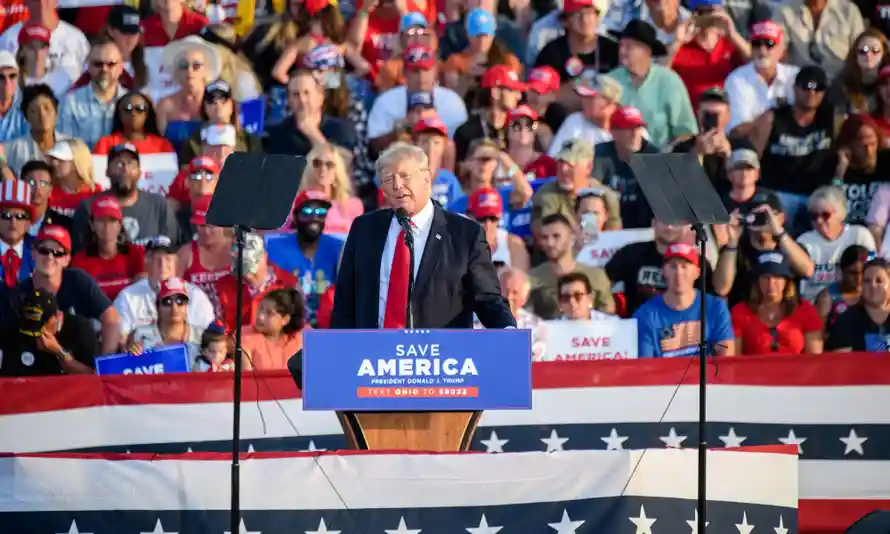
[627,152,730,534]
[205,152,305,534]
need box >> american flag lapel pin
[435,234,442,240]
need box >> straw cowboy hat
[161,35,222,81]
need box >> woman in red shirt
[70,196,146,300]
[45,139,102,218]
[93,92,175,155]
[731,252,824,355]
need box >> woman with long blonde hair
[45,138,102,217]
[242,0,303,90]
[201,24,263,101]
[295,144,363,234]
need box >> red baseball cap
[190,195,213,225]
[304,0,330,16]
[91,196,123,221]
[18,23,51,47]
[611,106,647,129]
[749,20,783,43]
[158,277,189,300]
[37,225,72,252]
[663,243,699,267]
[563,0,597,14]
[468,188,504,219]
[404,45,437,70]
[294,190,332,209]
[481,65,527,92]
[527,66,560,94]
[506,104,538,123]
[412,117,447,137]
[188,156,220,175]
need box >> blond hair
[299,144,353,206]
[205,24,263,101]
[66,139,95,190]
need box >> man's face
[618,38,650,69]
[0,207,31,244]
[852,125,880,165]
[539,221,572,260]
[662,259,699,293]
[415,133,446,168]
[727,166,759,189]
[188,169,219,201]
[794,82,826,111]
[468,148,498,190]
[406,66,437,92]
[556,159,589,192]
[0,67,18,102]
[88,43,123,90]
[294,201,329,242]
[581,94,614,124]
[493,87,521,111]
[146,250,177,282]
[751,37,783,69]
[25,170,53,208]
[33,238,70,277]
[500,273,529,314]
[567,8,598,39]
[654,219,692,245]
[612,127,643,151]
[107,153,141,195]
[288,73,324,116]
[558,279,593,320]
[380,156,432,215]
[25,95,56,132]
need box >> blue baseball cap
[754,252,794,278]
[689,0,722,8]
[408,91,434,109]
[399,11,429,32]
[466,8,496,37]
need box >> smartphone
[745,211,768,227]
[694,13,719,28]
[701,111,718,132]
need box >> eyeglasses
[0,211,30,221]
[36,246,67,258]
[0,73,18,83]
[810,211,832,221]
[558,291,589,303]
[178,60,205,71]
[91,60,119,69]
[206,94,230,104]
[751,39,776,49]
[797,81,826,92]
[858,45,882,56]
[312,159,336,170]
[476,216,499,224]
[189,171,216,181]
[160,295,188,307]
[123,103,147,114]
[299,206,328,218]
[25,178,52,189]
[511,120,537,132]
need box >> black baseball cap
[751,191,784,213]
[753,251,794,278]
[108,5,141,35]
[18,288,58,337]
[109,142,140,161]
[205,79,233,98]
[145,236,177,254]
[839,245,873,268]
[700,86,729,104]
[795,65,828,91]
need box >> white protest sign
[576,228,655,267]
[143,46,179,103]
[537,319,638,361]
[92,153,180,195]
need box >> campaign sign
[95,344,191,376]
[302,329,532,411]
[576,228,655,268]
[238,97,266,136]
[538,319,639,361]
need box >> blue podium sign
[95,344,191,376]
[302,329,532,411]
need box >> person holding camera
[713,193,815,306]
[671,86,733,195]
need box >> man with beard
[57,36,127,148]
[266,190,343,319]
[71,143,178,252]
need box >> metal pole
[695,223,707,534]
[230,225,245,534]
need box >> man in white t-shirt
[548,73,621,157]
[113,236,215,339]
[366,44,467,154]
[0,0,89,83]
[797,186,876,301]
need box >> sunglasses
[858,45,882,55]
[810,211,832,221]
[0,211,30,221]
[36,246,67,258]
[751,39,776,49]
[797,81,826,92]
[299,206,328,218]
[160,295,188,307]
[178,60,205,71]
[312,159,336,170]
[91,60,118,69]
[123,103,147,114]
[0,73,18,82]
[26,178,52,189]
[476,216,499,224]
[190,171,216,181]
[404,27,429,37]
[511,120,537,132]
[206,93,230,104]
[559,291,588,303]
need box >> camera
[745,211,768,227]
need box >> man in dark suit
[330,142,516,330]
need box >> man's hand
[128,341,144,356]
[836,148,851,179]
[37,328,64,357]
[676,19,698,45]
[751,204,783,236]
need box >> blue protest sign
[95,344,191,376]
[505,177,552,237]
[302,329,532,411]
[238,97,266,136]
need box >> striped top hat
[0,180,34,219]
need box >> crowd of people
[2,0,890,377]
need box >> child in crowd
[194,322,236,372]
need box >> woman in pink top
[243,288,307,371]
[294,143,363,235]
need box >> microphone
[395,207,414,246]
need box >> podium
[301,329,533,451]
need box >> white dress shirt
[378,200,435,327]
[113,278,215,337]
[0,239,24,259]
[725,62,800,132]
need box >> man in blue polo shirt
[634,243,734,357]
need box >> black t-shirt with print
[838,151,890,225]
[534,35,620,82]
[0,269,111,328]
[0,313,97,377]
[826,304,890,352]
[605,241,716,315]
[720,187,779,218]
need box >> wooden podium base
[337,411,482,451]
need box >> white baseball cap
[200,123,237,148]
[0,51,17,71]
[45,141,74,161]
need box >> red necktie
[383,229,411,328]
[3,248,21,289]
